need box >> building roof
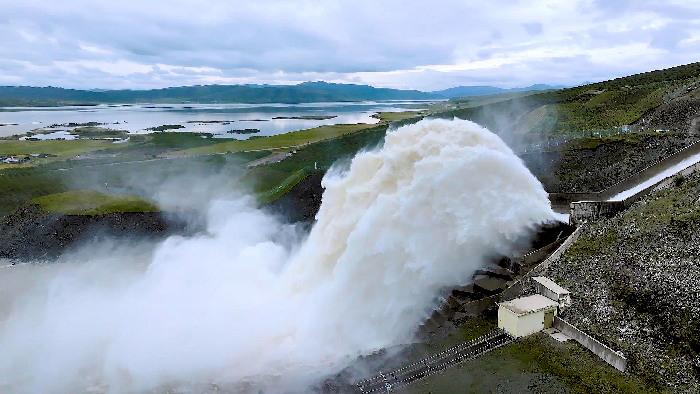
[499,294,558,316]
[532,276,570,295]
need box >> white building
[532,276,571,308]
[498,294,558,338]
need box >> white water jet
[0,118,554,393]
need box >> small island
[226,128,260,134]
[146,124,185,131]
[271,115,337,120]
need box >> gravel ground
[541,171,700,392]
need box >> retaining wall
[553,316,627,372]
[499,227,583,302]
[517,238,565,269]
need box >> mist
[0,118,555,393]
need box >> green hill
[437,62,700,137]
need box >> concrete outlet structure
[533,276,571,308]
[569,200,625,226]
[497,294,559,338]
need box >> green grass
[32,190,158,216]
[566,229,619,258]
[619,177,700,232]
[562,131,669,151]
[450,90,547,108]
[406,332,658,394]
[433,62,700,139]
[133,132,219,149]
[172,123,379,156]
[256,169,308,204]
[0,139,124,169]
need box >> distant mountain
[433,84,563,99]
[0,81,568,106]
[0,82,441,107]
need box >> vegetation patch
[620,178,700,232]
[256,169,308,204]
[564,133,645,150]
[174,123,378,156]
[566,228,618,258]
[69,126,129,139]
[32,190,158,216]
[372,111,423,122]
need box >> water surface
[0,101,428,139]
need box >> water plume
[0,118,554,393]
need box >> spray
[0,118,554,393]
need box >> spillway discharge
[0,118,554,393]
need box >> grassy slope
[436,62,700,136]
[32,190,158,216]
[244,124,388,197]
[0,133,264,217]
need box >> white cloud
[0,0,697,90]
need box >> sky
[0,0,699,91]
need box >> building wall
[499,307,558,338]
[515,309,547,338]
[498,308,519,337]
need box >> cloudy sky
[0,0,698,90]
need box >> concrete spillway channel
[356,330,513,393]
[550,140,700,225]
[608,150,700,201]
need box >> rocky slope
[541,171,700,392]
[265,171,325,224]
[522,133,699,193]
[0,204,184,261]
